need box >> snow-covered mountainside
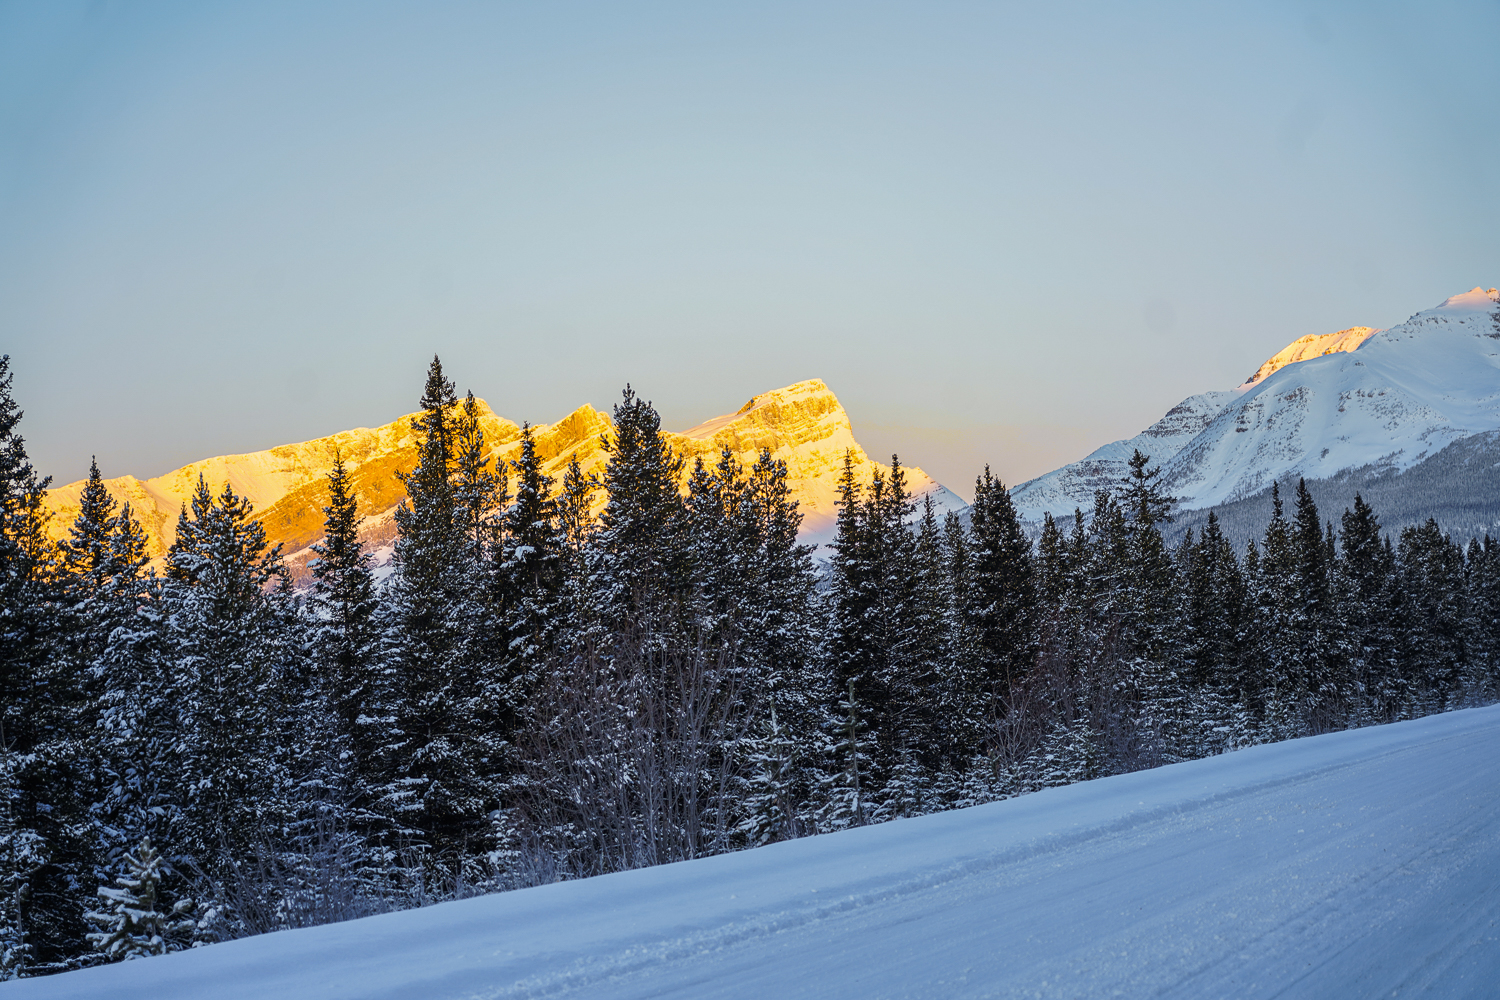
[1012,286,1500,523]
[42,380,962,574]
[17,705,1500,1000]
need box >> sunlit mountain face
[43,379,965,581]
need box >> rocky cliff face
[43,379,964,576]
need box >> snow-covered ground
[20,706,1500,999]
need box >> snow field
[17,704,1500,999]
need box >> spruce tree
[305,451,394,897]
[0,356,94,975]
[1286,479,1352,727]
[961,466,1036,734]
[1397,519,1466,712]
[60,458,116,588]
[594,385,687,636]
[309,452,380,754]
[164,474,296,928]
[90,504,179,902]
[495,423,566,746]
[453,391,508,567]
[1251,482,1300,727]
[1339,494,1397,716]
[1120,449,1177,657]
[84,837,192,961]
[383,356,496,873]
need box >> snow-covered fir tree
[85,837,192,961]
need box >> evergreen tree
[84,837,192,961]
[1119,449,1177,656]
[1289,479,1350,727]
[382,356,497,873]
[1250,482,1300,721]
[60,458,116,588]
[1463,536,1500,699]
[827,450,873,706]
[163,475,293,911]
[90,528,178,897]
[1397,519,1467,713]
[0,356,94,976]
[453,391,508,567]
[309,452,381,766]
[905,495,951,752]
[1339,494,1398,716]
[736,706,802,845]
[960,466,1036,737]
[594,385,687,636]
[303,451,396,901]
[496,423,566,727]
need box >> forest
[3,353,1498,977]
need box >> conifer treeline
[3,354,1498,976]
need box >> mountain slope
[17,705,1500,1000]
[42,380,963,573]
[1012,286,1500,523]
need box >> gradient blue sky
[3,0,1497,499]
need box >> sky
[3,0,1498,500]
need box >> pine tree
[939,509,979,746]
[60,458,117,587]
[736,706,802,846]
[553,453,599,636]
[960,466,1036,736]
[1119,449,1177,658]
[1463,536,1500,699]
[827,451,873,715]
[1123,457,1239,763]
[0,355,94,975]
[736,449,821,835]
[594,385,687,636]
[88,493,178,880]
[1288,479,1350,728]
[1339,494,1397,717]
[1397,519,1467,713]
[453,391,508,568]
[1250,482,1300,723]
[382,356,497,873]
[84,837,192,961]
[301,451,397,904]
[164,475,293,914]
[900,496,949,768]
[310,452,381,761]
[496,423,566,726]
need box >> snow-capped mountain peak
[1012,286,1500,524]
[1240,326,1377,388]
[1434,286,1500,313]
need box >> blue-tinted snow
[18,705,1500,999]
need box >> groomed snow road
[20,706,1500,1000]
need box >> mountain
[1011,287,1500,537]
[42,379,965,578]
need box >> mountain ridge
[1011,286,1500,526]
[42,379,964,577]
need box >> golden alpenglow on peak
[667,379,965,550]
[42,381,965,580]
[1241,326,1377,387]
